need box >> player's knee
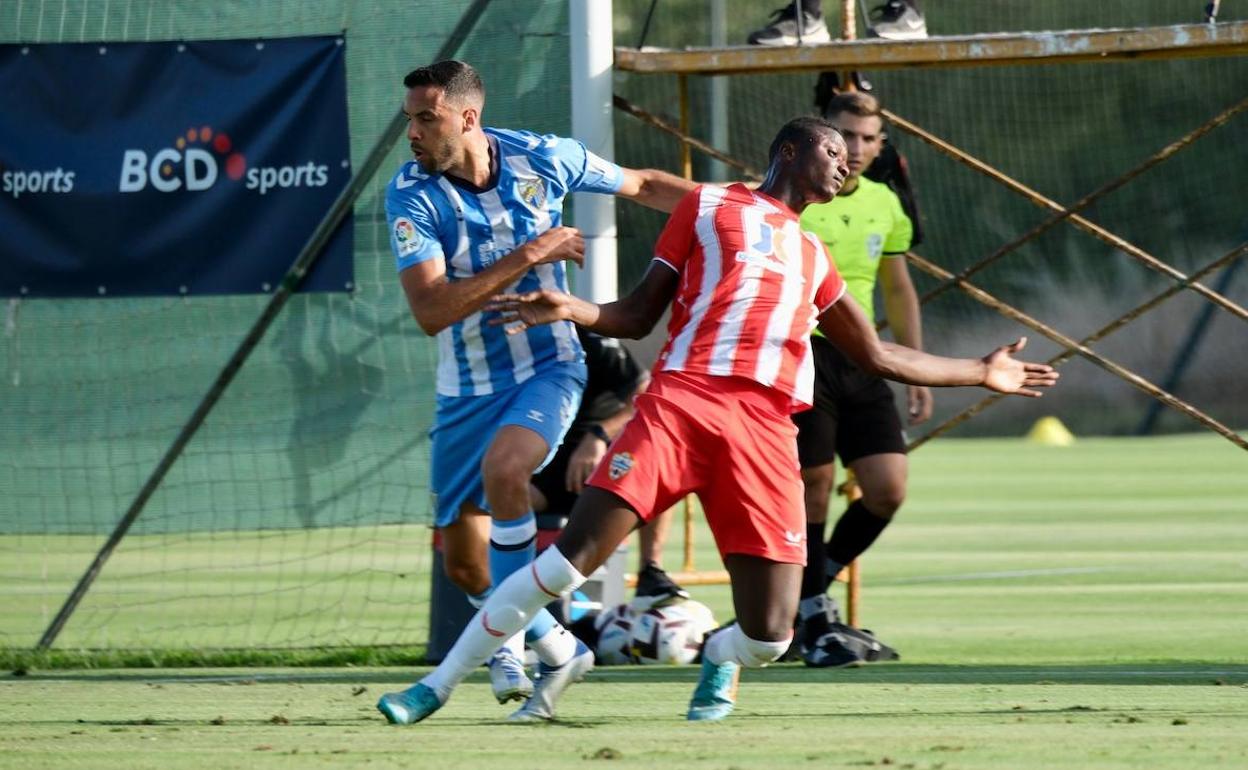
[735,630,792,667]
[862,486,905,519]
[443,556,490,595]
[803,479,834,507]
[482,452,536,495]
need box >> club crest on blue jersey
[517,177,546,212]
[608,451,634,480]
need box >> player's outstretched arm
[487,260,680,340]
[817,296,1059,396]
[400,226,584,336]
[615,168,699,214]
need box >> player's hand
[530,226,585,267]
[565,432,609,494]
[485,289,575,334]
[906,385,933,425]
[981,337,1059,396]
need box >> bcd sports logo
[119,125,329,195]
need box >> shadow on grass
[14,662,1248,687]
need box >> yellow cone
[1026,416,1075,446]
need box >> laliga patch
[608,451,634,481]
[393,217,420,256]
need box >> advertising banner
[0,35,352,297]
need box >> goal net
[0,0,576,659]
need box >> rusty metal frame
[613,88,1246,448]
[614,22,1248,622]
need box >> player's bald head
[768,116,843,164]
[403,59,485,110]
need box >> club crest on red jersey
[608,451,634,480]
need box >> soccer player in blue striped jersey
[378,60,695,724]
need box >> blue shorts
[429,361,587,528]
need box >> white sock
[501,632,525,659]
[420,547,587,701]
[704,623,792,668]
[529,624,578,667]
[466,587,524,660]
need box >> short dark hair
[403,59,484,105]
[822,90,882,120]
[768,116,841,163]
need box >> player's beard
[416,137,458,174]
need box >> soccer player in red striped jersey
[376,116,1059,725]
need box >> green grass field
[2,434,1246,768]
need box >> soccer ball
[627,600,718,665]
[593,603,637,665]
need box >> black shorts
[793,335,907,468]
[530,428,585,515]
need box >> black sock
[800,521,828,599]
[825,499,891,569]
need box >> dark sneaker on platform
[748,5,831,46]
[867,0,928,40]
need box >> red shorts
[586,370,806,565]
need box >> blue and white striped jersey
[386,127,624,397]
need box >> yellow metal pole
[677,72,695,577]
[682,495,696,573]
[838,0,856,94]
[678,74,692,180]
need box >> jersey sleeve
[652,187,702,273]
[811,235,848,312]
[882,189,914,257]
[385,183,443,273]
[546,135,625,195]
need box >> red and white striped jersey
[652,183,847,411]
